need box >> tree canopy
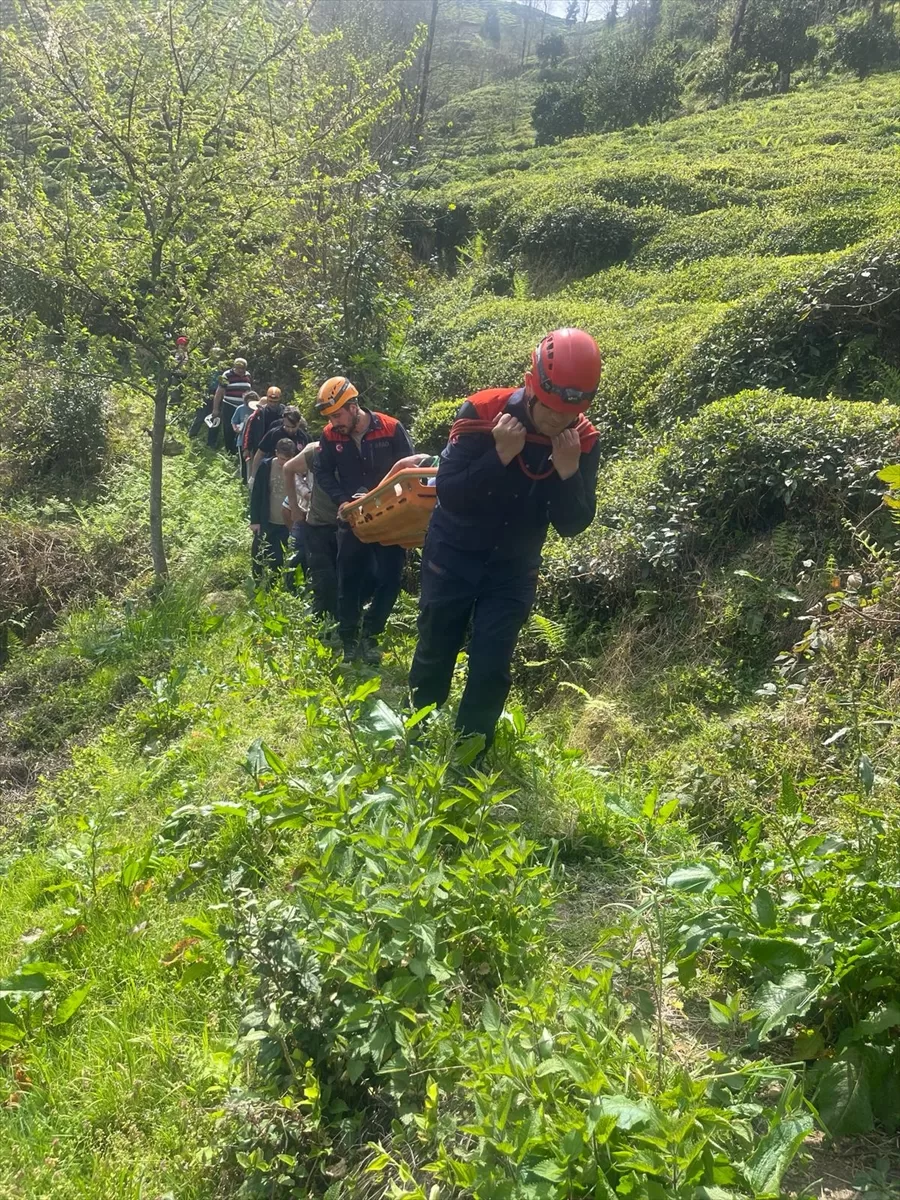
[0,0,414,576]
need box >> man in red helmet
[408,327,602,755]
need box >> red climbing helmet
[526,327,602,414]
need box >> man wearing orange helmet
[314,376,415,664]
[409,327,602,754]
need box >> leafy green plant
[410,398,462,454]
[370,965,812,1200]
[501,197,660,284]
[653,237,900,420]
[667,775,900,1135]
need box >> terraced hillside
[405,73,900,667]
[406,72,900,440]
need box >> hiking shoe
[342,640,359,663]
[359,636,382,666]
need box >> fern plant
[527,612,567,652]
[870,357,900,405]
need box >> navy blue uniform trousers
[409,542,537,747]
[336,526,406,643]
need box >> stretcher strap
[448,416,597,480]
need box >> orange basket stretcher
[342,467,437,549]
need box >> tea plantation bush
[542,390,900,619]
[652,237,900,421]
[634,200,884,269]
[497,196,662,281]
[406,75,900,452]
[410,397,462,454]
[586,166,738,214]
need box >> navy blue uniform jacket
[315,409,415,507]
[427,389,600,578]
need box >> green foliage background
[3,2,900,1196]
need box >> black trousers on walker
[305,523,339,618]
[336,525,406,644]
[203,405,238,453]
[408,542,537,748]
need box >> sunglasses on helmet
[535,343,597,406]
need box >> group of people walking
[195,327,603,754]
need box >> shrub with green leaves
[236,762,555,1102]
[410,397,462,454]
[212,639,815,1200]
[652,237,900,421]
[499,197,661,282]
[667,778,900,1137]
[400,198,474,270]
[532,82,587,146]
[0,356,111,490]
[544,389,900,620]
[634,200,882,270]
[826,9,900,80]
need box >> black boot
[359,636,382,666]
[342,639,359,663]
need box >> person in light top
[248,437,295,583]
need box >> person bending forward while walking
[409,327,602,754]
[314,376,415,664]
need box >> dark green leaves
[810,1046,900,1136]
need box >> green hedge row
[543,389,900,619]
[651,236,900,421]
[409,236,900,451]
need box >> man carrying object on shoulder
[408,327,602,757]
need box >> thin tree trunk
[520,0,533,67]
[730,0,749,51]
[150,371,169,581]
[413,0,439,143]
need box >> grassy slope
[4,453,900,1197]
[4,76,900,1199]
[0,459,635,1195]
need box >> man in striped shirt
[210,357,253,455]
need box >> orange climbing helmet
[316,376,358,416]
[525,327,602,414]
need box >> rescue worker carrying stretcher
[314,375,415,665]
[408,327,602,754]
